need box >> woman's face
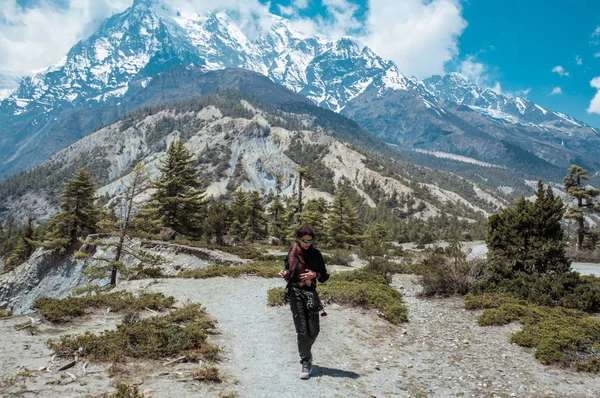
[297,234,314,250]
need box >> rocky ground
[1,270,600,397]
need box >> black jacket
[284,245,330,290]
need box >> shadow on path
[311,365,360,379]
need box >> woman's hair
[295,224,315,238]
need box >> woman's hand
[279,270,289,278]
[300,270,316,281]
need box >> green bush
[465,293,600,371]
[110,382,144,398]
[47,304,217,362]
[326,249,353,266]
[472,268,600,311]
[34,292,175,323]
[193,366,222,383]
[173,239,282,261]
[267,287,286,306]
[177,262,281,279]
[0,308,11,317]
[320,270,408,324]
[414,243,484,297]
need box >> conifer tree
[487,180,568,275]
[244,191,268,242]
[150,139,208,238]
[563,165,600,250]
[228,189,248,242]
[282,198,301,245]
[205,202,230,245]
[42,168,99,249]
[300,198,328,237]
[326,188,361,248]
[268,195,286,241]
[5,217,35,271]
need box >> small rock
[143,389,153,395]
[375,363,381,370]
[544,391,554,396]
[463,339,470,345]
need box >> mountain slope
[1,0,598,183]
[0,78,506,229]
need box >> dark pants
[289,286,320,364]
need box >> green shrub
[472,269,600,311]
[0,308,11,317]
[414,244,484,297]
[193,366,222,383]
[47,304,217,362]
[465,293,600,371]
[320,270,408,324]
[110,382,144,398]
[72,251,90,259]
[173,239,282,261]
[267,287,286,306]
[34,292,175,323]
[326,249,353,266]
[177,262,281,279]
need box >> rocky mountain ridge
[2,0,596,181]
[0,74,505,226]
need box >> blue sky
[4,0,600,127]
[259,0,600,127]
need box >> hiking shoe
[300,362,311,380]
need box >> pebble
[143,389,153,395]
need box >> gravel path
[2,275,600,397]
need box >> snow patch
[414,149,505,168]
[534,104,547,115]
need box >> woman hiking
[279,225,330,380]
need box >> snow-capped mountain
[1,0,599,181]
[424,73,593,134]
[1,0,407,118]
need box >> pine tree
[299,198,328,238]
[5,217,35,271]
[244,191,268,242]
[205,202,231,245]
[268,195,286,241]
[563,165,600,250]
[41,168,99,249]
[228,189,248,242]
[326,188,361,248]
[151,140,208,238]
[486,180,568,275]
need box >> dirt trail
[2,275,600,397]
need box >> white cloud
[362,0,467,78]
[575,55,583,65]
[551,65,570,77]
[0,0,468,80]
[458,57,487,87]
[595,52,600,58]
[592,26,600,44]
[277,5,295,16]
[551,87,563,95]
[294,0,309,9]
[588,77,600,114]
[456,56,532,97]
[0,0,132,73]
